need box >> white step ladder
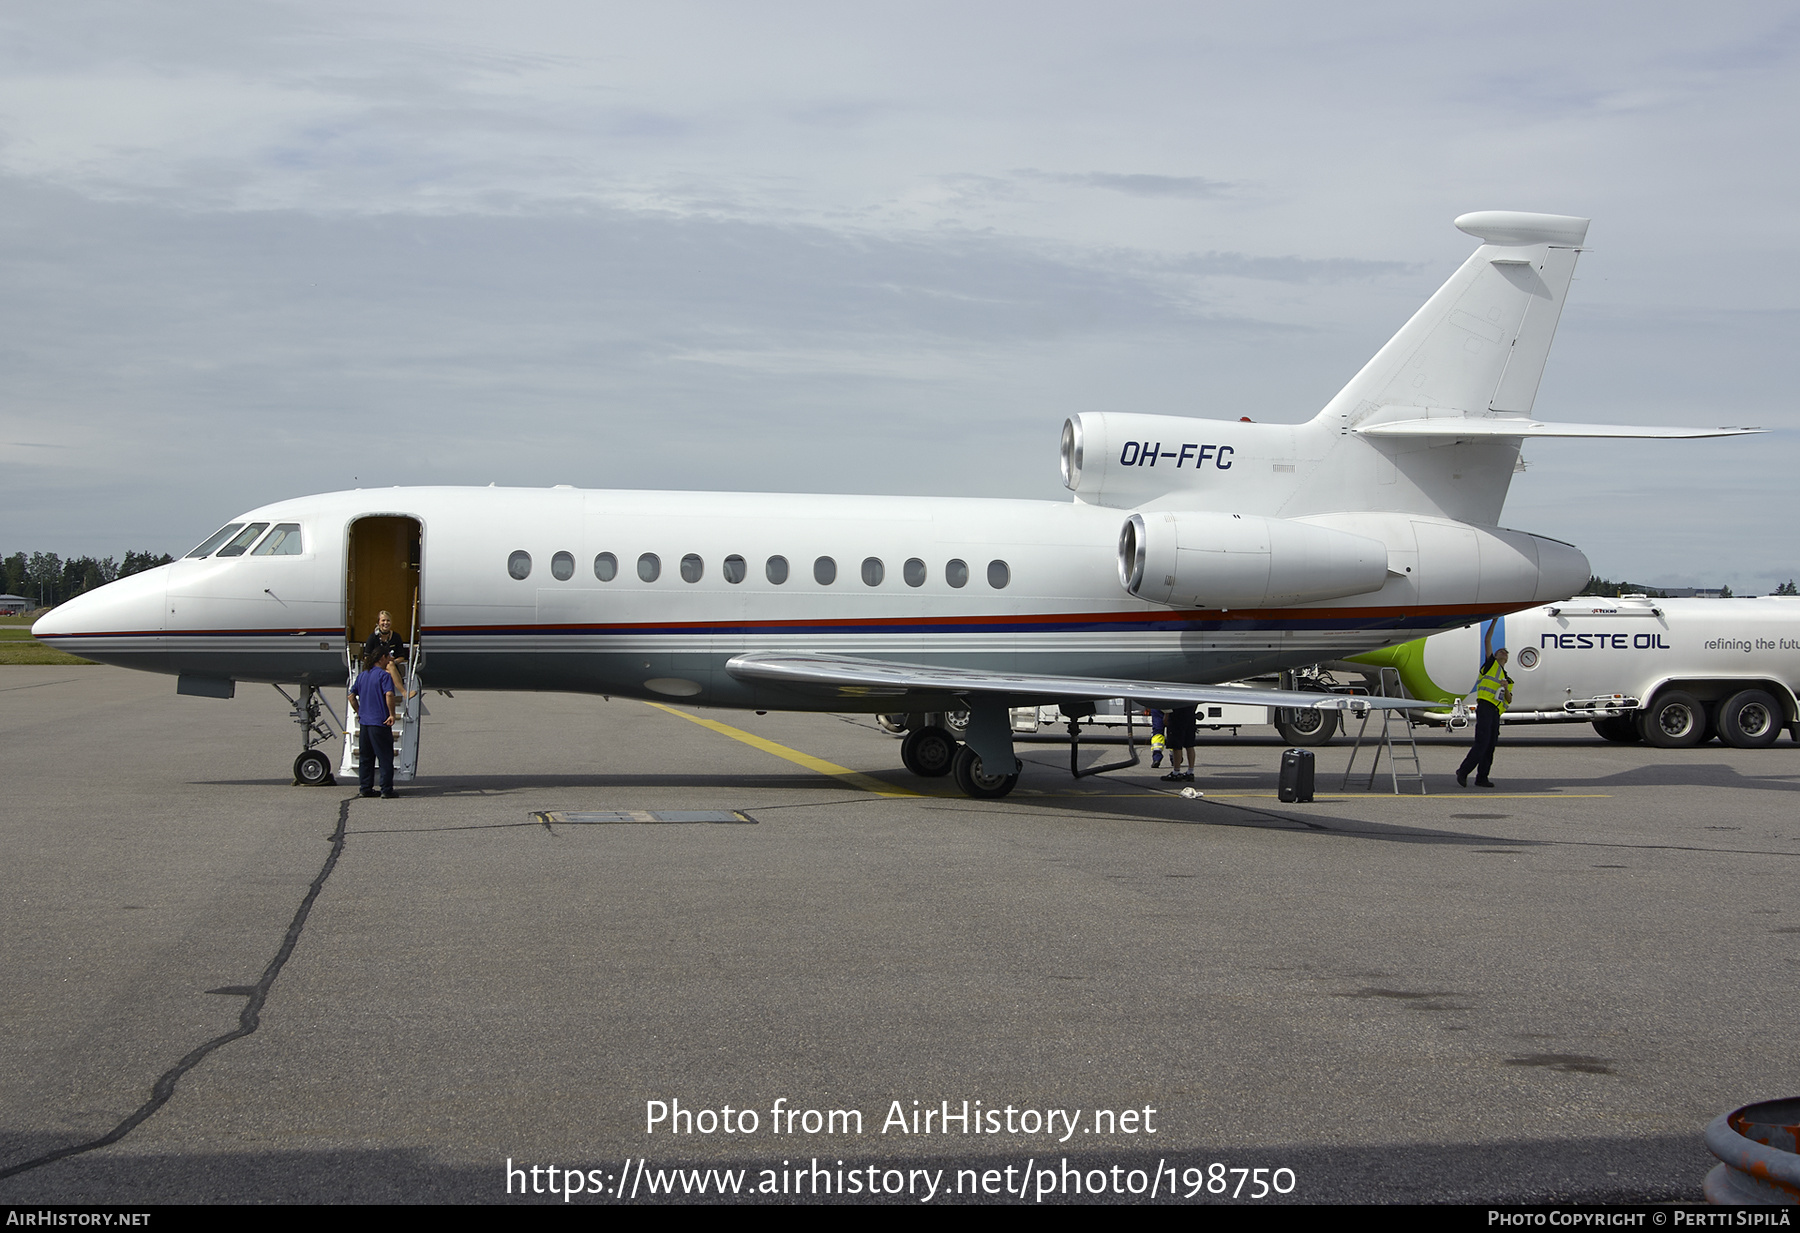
[1340,667,1426,795]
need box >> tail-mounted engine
[1118,510,1390,609]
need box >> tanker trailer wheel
[900,726,957,777]
[1638,690,1707,748]
[1717,689,1782,749]
[1591,715,1641,743]
[1275,706,1338,746]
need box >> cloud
[1017,170,1233,199]
[0,0,1795,588]
[0,178,1359,555]
[1159,252,1413,284]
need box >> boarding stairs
[340,592,425,784]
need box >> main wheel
[1275,707,1338,746]
[1717,688,1782,749]
[900,726,957,777]
[943,708,971,738]
[1638,690,1707,748]
[952,745,1019,799]
[876,713,909,735]
[1591,715,1641,743]
[293,749,335,786]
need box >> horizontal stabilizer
[1356,417,1761,440]
[727,651,1423,711]
[1453,211,1590,247]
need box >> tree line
[1583,576,1668,598]
[3,551,174,610]
[1584,575,1798,598]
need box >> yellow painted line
[642,701,919,798]
[1184,792,1612,800]
[1013,791,1614,800]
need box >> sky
[1,1,1795,590]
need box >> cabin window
[594,552,617,581]
[814,556,837,585]
[723,555,747,584]
[681,554,704,583]
[507,550,532,580]
[861,557,884,586]
[987,559,1010,589]
[946,558,969,589]
[551,551,575,581]
[903,558,926,587]
[251,523,304,556]
[766,555,789,584]
[215,523,270,558]
[638,553,661,582]
[185,524,244,559]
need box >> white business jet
[34,212,1755,798]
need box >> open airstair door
[341,515,425,784]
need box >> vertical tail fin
[1318,211,1589,430]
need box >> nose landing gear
[275,683,342,786]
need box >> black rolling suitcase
[1278,748,1314,803]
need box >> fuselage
[34,485,1587,712]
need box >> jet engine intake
[1119,511,1390,609]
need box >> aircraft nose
[32,568,168,648]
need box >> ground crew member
[1162,704,1198,782]
[351,648,399,798]
[1456,647,1512,788]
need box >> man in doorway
[363,609,410,704]
[363,609,407,670]
[350,648,399,798]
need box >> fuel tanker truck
[1347,596,1800,748]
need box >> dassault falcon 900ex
[35,211,1756,798]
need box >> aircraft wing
[725,652,1422,711]
[1356,418,1760,439]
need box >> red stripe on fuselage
[44,602,1531,640]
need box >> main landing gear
[891,706,1022,799]
[951,745,1019,799]
[275,683,342,786]
[900,725,957,777]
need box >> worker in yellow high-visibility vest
[1456,646,1512,788]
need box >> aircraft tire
[1591,716,1641,743]
[951,745,1019,799]
[876,713,909,735]
[900,726,957,777]
[1717,689,1782,749]
[1638,690,1707,748]
[1275,707,1338,746]
[293,749,335,786]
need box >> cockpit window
[251,523,304,556]
[215,523,270,558]
[185,524,244,559]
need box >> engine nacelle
[1119,511,1390,609]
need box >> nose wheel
[293,749,335,786]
